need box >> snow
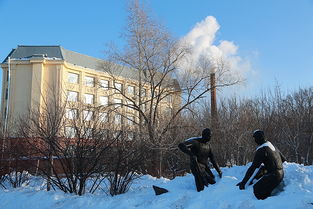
[10,57,62,61]
[0,162,312,209]
[256,141,275,151]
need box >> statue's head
[202,128,211,142]
[253,130,266,145]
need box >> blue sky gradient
[1,0,313,98]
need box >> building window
[113,131,122,139]
[84,94,94,104]
[141,88,147,97]
[83,110,93,121]
[127,85,135,95]
[127,132,135,141]
[114,98,122,108]
[65,145,76,156]
[85,76,95,87]
[68,72,79,84]
[66,108,78,120]
[114,82,123,92]
[141,103,146,112]
[65,127,76,138]
[84,128,93,139]
[126,100,134,112]
[99,129,108,138]
[114,114,122,124]
[99,96,109,106]
[167,95,173,103]
[100,79,109,89]
[99,112,108,122]
[67,91,78,102]
[127,115,134,125]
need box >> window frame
[65,108,78,120]
[100,79,109,90]
[99,112,108,123]
[84,94,94,104]
[67,91,79,102]
[127,85,135,95]
[114,114,122,124]
[141,88,147,97]
[114,82,123,92]
[65,126,76,138]
[127,115,135,125]
[99,96,109,106]
[83,110,93,121]
[68,72,79,84]
[85,76,95,87]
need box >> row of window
[67,72,145,96]
[64,127,135,140]
[66,91,147,111]
[67,90,171,106]
[65,108,135,125]
[67,91,108,105]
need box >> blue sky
[1,0,313,98]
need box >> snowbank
[0,162,312,209]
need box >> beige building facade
[1,46,180,137]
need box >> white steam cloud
[179,16,250,79]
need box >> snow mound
[0,162,312,209]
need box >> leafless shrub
[104,129,143,196]
[4,171,30,188]
[15,92,118,195]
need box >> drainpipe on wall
[4,56,11,136]
[2,57,11,161]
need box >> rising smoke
[179,16,251,81]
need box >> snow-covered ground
[0,162,312,209]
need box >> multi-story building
[1,45,180,137]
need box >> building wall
[61,62,142,129]
[1,55,181,136]
[40,60,63,114]
[1,62,33,123]
[1,59,63,131]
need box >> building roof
[2,45,180,89]
[2,45,140,80]
[2,45,103,69]
[3,45,64,62]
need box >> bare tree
[100,0,241,177]
[189,86,313,167]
